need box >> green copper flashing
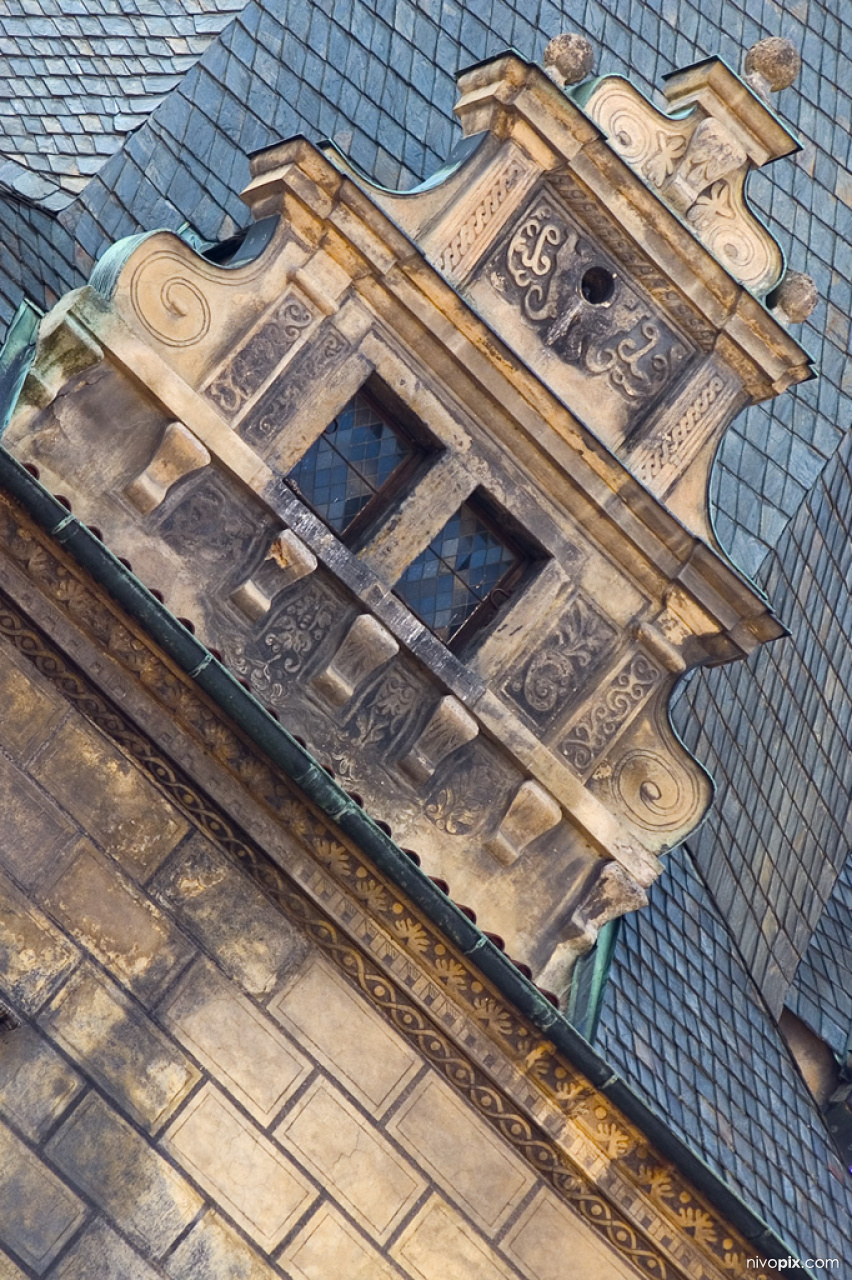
[0,301,42,440]
[0,441,799,1264]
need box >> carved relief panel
[502,593,619,735]
[474,186,694,438]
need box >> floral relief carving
[157,472,259,556]
[424,748,512,838]
[344,665,423,752]
[205,294,314,416]
[505,594,618,730]
[232,581,339,693]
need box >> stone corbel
[398,696,479,786]
[0,1000,21,1032]
[230,530,317,622]
[124,422,211,516]
[312,614,399,707]
[485,780,562,866]
[536,860,647,1000]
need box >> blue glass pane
[286,392,411,533]
[395,503,519,643]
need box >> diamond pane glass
[395,503,520,643]
[286,392,412,534]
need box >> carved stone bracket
[0,1000,21,1032]
[398,696,479,786]
[485,780,563,866]
[312,614,399,708]
[124,421,211,515]
[230,530,318,622]
[537,860,648,1000]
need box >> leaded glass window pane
[395,502,522,645]
[285,391,413,535]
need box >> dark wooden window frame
[395,489,542,655]
[284,382,438,549]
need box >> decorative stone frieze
[2,46,810,991]
[0,513,781,1277]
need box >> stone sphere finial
[543,33,595,88]
[744,37,801,99]
[768,270,818,325]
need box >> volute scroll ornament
[588,699,712,847]
[129,249,213,348]
[579,54,800,295]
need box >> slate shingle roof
[1,0,848,577]
[0,0,248,198]
[789,849,852,1059]
[595,844,852,1266]
[674,431,852,1017]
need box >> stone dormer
[332,38,813,540]
[2,40,813,997]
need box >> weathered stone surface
[50,1220,160,1280]
[269,955,420,1112]
[0,1248,27,1280]
[744,37,802,94]
[542,32,595,87]
[282,1207,397,1280]
[42,964,200,1131]
[150,835,309,996]
[47,1092,202,1257]
[39,840,192,999]
[161,957,310,1124]
[503,1188,642,1280]
[164,1085,315,1252]
[387,1072,535,1230]
[0,754,75,888]
[165,1211,276,1280]
[391,1197,516,1280]
[0,1023,82,1142]
[0,867,78,1014]
[0,644,66,764]
[0,1118,87,1273]
[276,1078,424,1242]
[30,717,188,879]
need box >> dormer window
[284,388,426,544]
[394,496,531,651]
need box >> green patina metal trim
[0,442,799,1262]
[565,917,621,1043]
[0,301,42,439]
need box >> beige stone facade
[0,487,775,1278]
